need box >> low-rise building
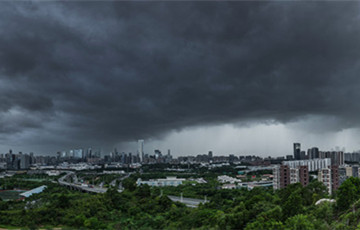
[222,184,236,189]
[46,170,60,176]
[136,177,186,187]
[217,175,242,184]
[20,185,47,199]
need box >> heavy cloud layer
[0,2,360,154]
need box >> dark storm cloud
[0,1,360,152]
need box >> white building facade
[136,176,185,187]
[283,158,331,172]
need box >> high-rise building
[319,151,344,166]
[138,139,144,162]
[294,143,301,160]
[339,166,347,186]
[300,151,306,160]
[154,149,162,159]
[344,152,360,163]
[74,149,83,159]
[20,154,30,169]
[273,165,290,190]
[330,165,340,192]
[299,165,309,187]
[318,165,340,194]
[310,147,319,159]
[318,168,332,194]
[273,165,309,190]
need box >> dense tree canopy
[1,174,360,229]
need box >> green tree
[285,214,314,230]
[245,217,284,230]
[122,177,136,191]
[282,191,303,219]
[84,217,105,229]
[337,177,360,211]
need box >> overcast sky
[1,2,360,156]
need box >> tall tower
[294,143,301,160]
[138,139,144,162]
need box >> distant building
[273,165,290,190]
[273,165,309,190]
[20,154,30,169]
[300,151,306,160]
[344,152,360,163]
[217,175,242,184]
[319,151,344,166]
[318,166,339,194]
[289,167,299,184]
[309,147,319,159]
[338,166,347,185]
[330,165,340,192]
[294,143,301,160]
[46,170,60,176]
[136,177,185,187]
[298,165,309,186]
[73,149,83,159]
[222,184,236,189]
[318,168,332,194]
[208,151,213,158]
[283,158,331,172]
[138,140,144,162]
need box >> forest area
[1,176,360,229]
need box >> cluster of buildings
[104,141,173,165]
[0,151,58,170]
[105,149,173,165]
[57,148,101,161]
[178,151,245,164]
[288,143,345,164]
[273,143,347,194]
[3,141,360,196]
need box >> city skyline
[0,140,351,159]
[1,2,360,155]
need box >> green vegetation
[1,174,360,229]
[0,190,26,201]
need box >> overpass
[58,172,110,194]
[59,172,207,207]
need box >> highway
[58,172,109,193]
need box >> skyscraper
[208,151,213,158]
[310,147,319,159]
[293,143,301,160]
[138,139,144,162]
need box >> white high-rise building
[138,139,144,162]
[318,168,332,194]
